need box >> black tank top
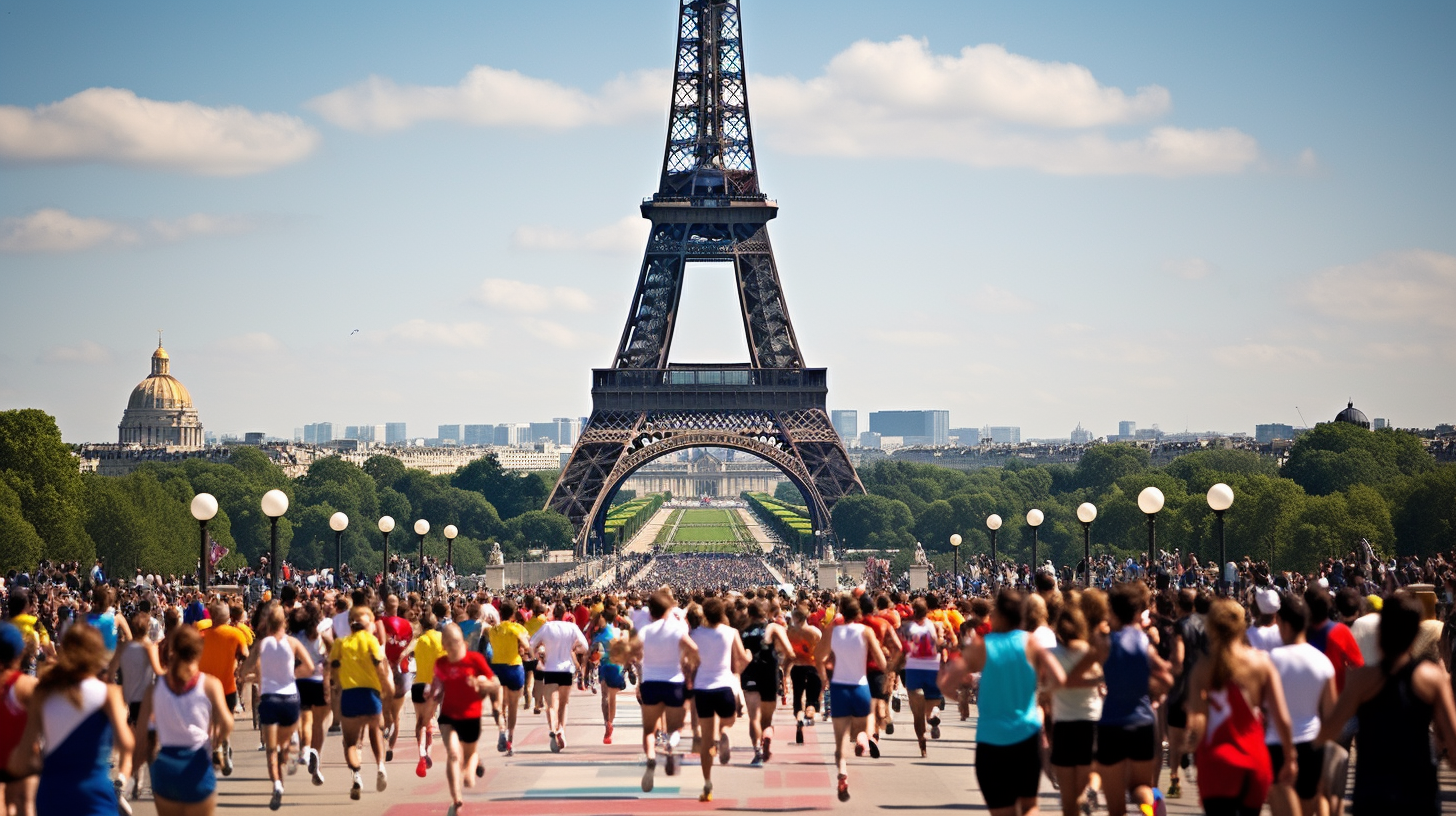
[743,623,776,669]
[1354,659,1439,814]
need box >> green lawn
[665,507,753,547]
[679,508,732,525]
[663,542,744,554]
[669,524,740,543]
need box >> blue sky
[2,1,1453,443]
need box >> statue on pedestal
[823,544,835,563]
[488,541,504,566]
[914,541,928,565]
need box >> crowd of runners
[3,551,1456,816]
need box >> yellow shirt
[487,622,528,666]
[413,629,445,685]
[9,613,48,649]
[524,616,547,638]
[329,630,384,691]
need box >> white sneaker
[376,768,388,792]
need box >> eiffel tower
[547,0,864,557]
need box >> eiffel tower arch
[548,0,864,556]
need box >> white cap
[1254,588,1281,615]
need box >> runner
[740,598,792,765]
[410,609,445,775]
[522,598,547,714]
[328,604,395,800]
[1185,598,1296,816]
[589,603,627,745]
[133,625,233,816]
[691,597,750,802]
[1092,581,1172,816]
[242,602,315,810]
[631,589,699,793]
[114,611,163,801]
[1164,588,1208,799]
[786,604,822,744]
[432,623,499,816]
[1263,595,1334,816]
[816,593,887,802]
[1049,597,1103,816]
[287,602,331,787]
[0,623,39,816]
[198,600,249,777]
[528,602,589,752]
[939,587,1067,816]
[484,599,530,754]
[376,594,414,763]
[857,592,901,758]
[901,598,949,757]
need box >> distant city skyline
[3,3,1452,441]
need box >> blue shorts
[259,692,300,727]
[599,662,626,690]
[830,683,872,718]
[151,745,216,803]
[341,687,382,718]
[904,668,943,700]
[639,680,684,707]
[492,663,525,692]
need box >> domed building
[118,339,204,448]
[1333,400,1371,430]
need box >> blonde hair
[1205,598,1247,688]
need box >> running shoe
[1087,788,1101,813]
[475,762,485,778]
[761,736,772,762]
[642,757,656,792]
[377,768,388,792]
[269,789,282,811]
[1167,780,1181,799]
[447,804,459,816]
[699,781,713,803]
[796,721,804,744]
[885,721,895,735]
[868,738,880,759]
[497,731,509,753]
[557,732,567,750]
[718,733,731,765]
[837,773,850,802]
[854,735,865,757]
[751,749,763,766]
[288,752,299,775]
[350,773,362,801]
[221,748,234,777]
[385,749,393,763]
[549,732,561,753]
[415,756,428,778]
[891,696,901,713]
[929,714,941,740]
[329,723,343,734]
[604,724,613,744]
[665,751,679,776]
[310,751,325,786]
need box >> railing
[593,367,825,390]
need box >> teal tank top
[976,629,1041,746]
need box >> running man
[817,593,887,802]
[198,600,249,777]
[328,605,395,800]
[376,594,415,763]
[786,605,822,744]
[632,590,699,793]
[740,599,792,765]
[410,609,446,776]
[484,599,530,755]
[529,602,589,753]
[432,624,499,816]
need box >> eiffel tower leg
[547,411,643,558]
[735,227,803,369]
[615,224,687,370]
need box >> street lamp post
[1026,509,1044,579]
[329,512,348,582]
[1207,483,1235,595]
[986,514,1002,584]
[444,525,458,569]
[814,529,824,560]
[949,534,962,585]
[1138,486,1166,580]
[190,493,218,594]
[260,489,289,593]
[1076,502,1097,587]
[378,516,395,589]
[414,519,430,592]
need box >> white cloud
[0,208,137,252]
[511,216,648,255]
[380,319,491,348]
[0,208,259,253]
[38,340,112,365]
[1164,257,1213,280]
[1302,249,1456,329]
[516,317,586,348]
[969,284,1036,314]
[0,87,318,175]
[750,37,1258,176]
[307,66,665,132]
[473,278,593,313]
[1210,343,1322,367]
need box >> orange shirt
[199,624,249,694]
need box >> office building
[303,422,336,445]
[831,410,858,442]
[1255,423,1296,444]
[437,424,461,444]
[385,422,408,444]
[986,426,1021,445]
[950,427,981,446]
[552,417,581,446]
[858,431,882,449]
[869,410,950,446]
[1373,418,1389,430]
[495,423,531,447]
[1070,423,1093,444]
[1118,421,1136,438]
[462,424,493,446]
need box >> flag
[210,540,228,566]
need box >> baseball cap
[0,622,24,665]
[1254,588,1282,615]
[1366,594,1383,612]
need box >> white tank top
[42,677,108,756]
[692,625,737,690]
[639,617,689,683]
[258,634,298,696]
[829,623,868,686]
[295,630,326,681]
[152,675,212,751]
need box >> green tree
[774,481,804,505]
[506,510,575,551]
[0,480,45,572]
[0,409,94,563]
[1285,423,1434,496]
[831,493,915,550]
[1074,444,1150,492]
[450,454,550,519]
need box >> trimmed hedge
[603,493,666,549]
[743,491,814,551]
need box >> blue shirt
[976,629,1041,746]
[1100,626,1154,727]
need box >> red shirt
[1311,621,1364,692]
[434,652,494,720]
[379,616,414,669]
[862,615,891,671]
[573,605,591,630]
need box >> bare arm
[1413,661,1456,769]
[730,630,751,674]
[106,685,134,781]
[1318,666,1380,743]
[291,638,316,679]
[864,626,887,672]
[203,674,234,749]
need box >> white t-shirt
[480,603,501,628]
[1247,624,1283,653]
[628,606,652,633]
[639,617,690,683]
[529,620,587,674]
[1267,642,1334,744]
[903,620,941,672]
[1349,613,1382,665]
[691,624,738,690]
[1050,645,1102,722]
[331,610,351,639]
[1032,625,1057,651]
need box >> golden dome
[126,342,194,410]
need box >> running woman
[376,594,414,763]
[1184,598,1295,816]
[1048,598,1103,816]
[132,626,232,816]
[432,624,499,816]
[411,610,445,775]
[9,624,134,816]
[1092,582,1172,816]
[786,605,822,744]
[114,611,164,801]
[631,590,699,793]
[901,598,949,757]
[816,594,887,802]
[529,603,589,753]
[328,605,395,800]
[484,599,530,755]
[740,599,792,765]
[589,603,628,745]
[0,623,39,816]
[940,588,1066,816]
[243,602,315,810]
[287,603,331,787]
[691,597,750,802]
[857,593,901,758]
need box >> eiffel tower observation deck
[548,0,863,557]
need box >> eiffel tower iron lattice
[547,0,864,557]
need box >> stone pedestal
[484,564,507,592]
[908,563,930,591]
[817,561,840,589]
